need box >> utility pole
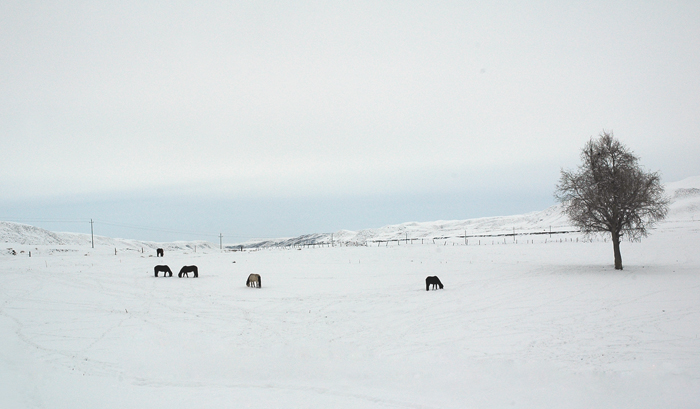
[90,219,94,249]
[220,233,223,250]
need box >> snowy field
[2,179,700,408]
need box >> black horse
[178,265,199,278]
[154,265,173,277]
[156,248,164,257]
[425,276,444,291]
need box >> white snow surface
[1,178,700,408]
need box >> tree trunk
[611,231,623,270]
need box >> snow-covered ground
[1,177,699,408]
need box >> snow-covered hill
[666,175,700,218]
[0,221,218,254]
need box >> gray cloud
[2,1,699,239]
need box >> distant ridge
[3,177,699,249]
[0,221,218,251]
[233,176,700,249]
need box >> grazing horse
[425,276,444,291]
[246,273,261,288]
[154,265,173,277]
[178,265,199,278]
[156,248,164,257]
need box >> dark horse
[246,273,261,288]
[178,265,199,278]
[154,265,173,277]
[156,248,164,257]
[425,276,444,291]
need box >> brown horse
[425,276,443,291]
[246,273,261,288]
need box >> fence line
[368,229,581,245]
[230,228,592,250]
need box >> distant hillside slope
[0,221,217,251]
[0,221,67,245]
[3,176,699,248]
[236,175,700,248]
[665,175,700,218]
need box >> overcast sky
[1,1,699,242]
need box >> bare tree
[555,131,669,270]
